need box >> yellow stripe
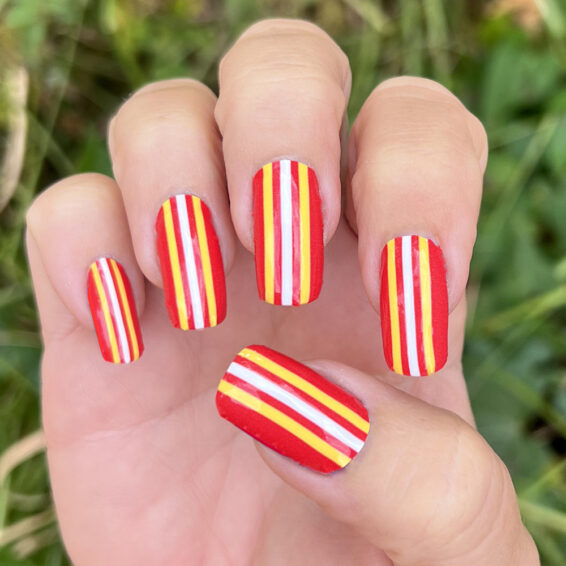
[91,263,120,363]
[218,380,351,468]
[163,199,188,330]
[108,259,139,361]
[387,240,403,374]
[298,163,311,304]
[263,164,274,303]
[239,348,370,434]
[193,197,217,326]
[419,237,436,374]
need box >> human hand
[26,19,538,566]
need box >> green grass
[1,0,566,563]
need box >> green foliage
[0,0,565,562]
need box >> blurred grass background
[0,0,565,563]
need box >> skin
[26,19,539,566]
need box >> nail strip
[156,195,226,330]
[380,235,448,377]
[216,345,369,474]
[87,258,143,364]
[253,160,323,305]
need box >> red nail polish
[253,160,323,305]
[156,195,226,330]
[380,235,448,376]
[87,258,144,364]
[216,345,369,474]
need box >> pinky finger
[27,173,145,364]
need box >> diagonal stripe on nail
[216,345,369,474]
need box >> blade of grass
[483,283,566,333]
[519,499,566,533]
[0,66,28,212]
[341,0,390,35]
[423,0,451,84]
[475,113,560,279]
[0,508,55,546]
[400,0,424,76]
[488,365,566,440]
[522,459,566,498]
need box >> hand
[27,19,538,566]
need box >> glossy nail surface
[156,195,226,330]
[380,235,448,377]
[253,160,323,305]
[87,258,144,364]
[216,345,369,474]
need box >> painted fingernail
[216,345,369,474]
[380,235,448,377]
[87,258,144,364]
[156,195,226,330]
[253,160,323,305]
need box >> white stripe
[227,362,364,452]
[176,195,204,329]
[280,159,293,305]
[402,236,420,376]
[99,259,130,363]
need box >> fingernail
[380,235,448,377]
[216,345,369,474]
[253,160,323,305]
[156,195,226,330]
[87,258,144,364]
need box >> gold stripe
[387,240,403,374]
[263,164,275,303]
[108,259,139,361]
[163,199,188,329]
[91,263,120,363]
[240,348,370,434]
[419,237,435,374]
[298,163,311,304]
[193,197,217,326]
[218,380,351,468]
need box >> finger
[215,19,351,305]
[27,173,144,363]
[108,79,231,330]
[216,346,538,566]
[347,76,488,377]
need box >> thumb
[216,345,538,566]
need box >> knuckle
[217,19,350,127]
[365,76,487,166]
[465,110,489,166]
[109,85,216,161]
[238,18,330,41]
[375,75,456,99]
[26,173,114,232]
[130,78,215,101]
[109,79,215,144]
[420,418,502,549]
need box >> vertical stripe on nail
[87,258,143,364]
[253,160,323,305]
[156,195,226,330]
[216,345,369,474]
[380,236,448,377]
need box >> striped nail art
[87,258,143,364]
[216,345,369,474]
[380,235,448,377]
[156,195,226,330]
[253,160,323,306]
